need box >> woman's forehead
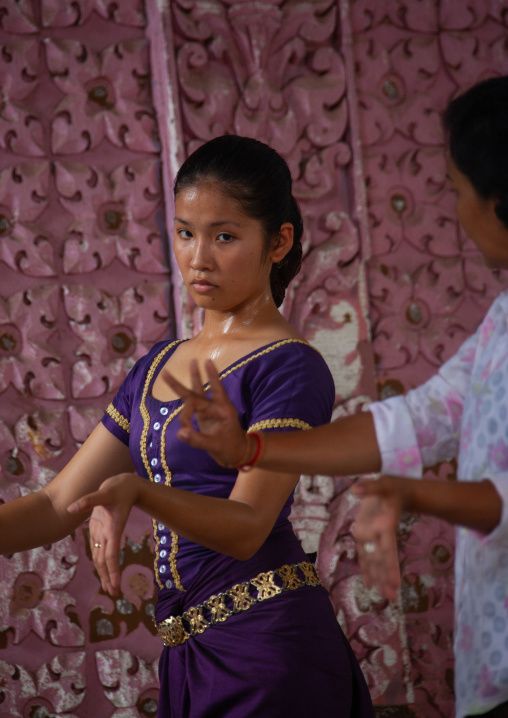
[175,182,252,220]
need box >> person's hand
[351,475,411,601]
[67,473,142,596]
[164,359,250,468]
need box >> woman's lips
[191,281,217,294]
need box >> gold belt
[154,561,322,648]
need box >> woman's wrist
[228,431,265,471]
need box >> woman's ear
[270,222,294,263]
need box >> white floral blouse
[368,291,508,718]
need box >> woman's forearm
[257,412,382,476]
[135,477,290,561]
[357,475,503,534]
[405,477,502,534]
[0,490,84,554]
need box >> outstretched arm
[0,423,135,555]
[166,359,382,476]
[354,474,502,534]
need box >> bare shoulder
[260,314,304,342]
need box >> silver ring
[363,541,376,554]
[94,542,102,549]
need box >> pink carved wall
[0,1,167,715]
[1,1,508,716]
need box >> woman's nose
[189,238,213,269]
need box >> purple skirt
[155,555,373,717]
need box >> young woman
[1,135,374,716]
[167,77,508,718]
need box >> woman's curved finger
[164,371,203,401]
[204,360,226,402]
[103,540,121,595]
[90,532,121,596]
[178,399,196,430]
[177,425,223,452]
[91,540,112,594]
[189,360,206,395]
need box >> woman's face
[173,182,275,313]
[448,158,508,269]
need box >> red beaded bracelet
[235,431,264,472]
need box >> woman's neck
[197,293,285,343]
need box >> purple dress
[102,338,373,717]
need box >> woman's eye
[217,233,234,242]
[177,229,193,239]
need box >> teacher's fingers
[351,478,383,498]
[356,530,400,601]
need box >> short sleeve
[100,342,168,446]
[242,342,335,433]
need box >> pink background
[0,1,507,715]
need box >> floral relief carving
[64,281,168,398]
[290,474,334,554]
[67,405,105,445]
[41,0,146,28]
[173,0,348,167]
[0,652,85,718]
[356,5,508,386]
[0,2,169,716]
[0,39,45,155]
[55,159,167,274]
[0,411,65,501]
[63,281,169,398]
[0,285,64,399]
[0,1,38,34]
[369,258,469,370]
[0,539,83,647]
[95,649,159,717]
[0,162,54,277]
[87,534,157,643]
[46,38,158,154]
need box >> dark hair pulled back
[174,135,303,307]
[444,75,508,228]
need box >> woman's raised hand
[164,359,249,468]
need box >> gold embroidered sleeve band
[248,418,312,432]
[106,404,130,433]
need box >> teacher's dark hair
[444,75,508,228]
[174,135,303,307]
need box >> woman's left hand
[68,473,142,596]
